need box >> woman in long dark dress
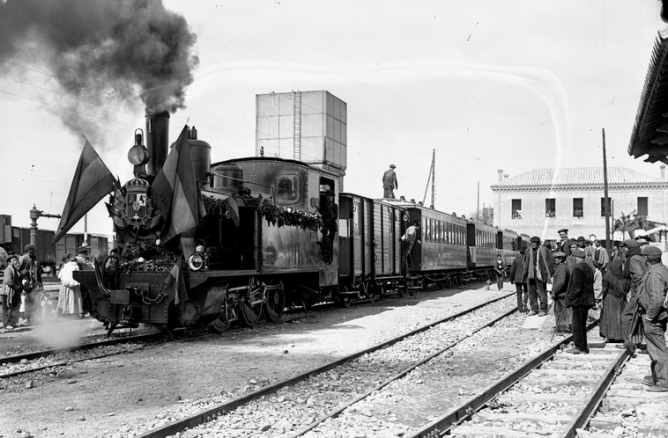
[599,257,627,343]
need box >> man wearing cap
[551,251,571,333]
[1,254,23,330]
[618,238,649,353]
[566,249,595,354]
[556,228,571,257]
[382,164,398,200]
[637,245,668,391]
[510,248,528,312]
[76,243,93,317]
[522,236,554,316]
[636,235,650,250]
[18,243,42,326]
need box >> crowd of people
[505,227,668,392]
[1,243,93,330]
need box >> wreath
[257,198,323,230]
[118,241,180,273]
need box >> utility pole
[431,149,435,208]
[29,205,61,246]
[602,128,611,254]
[422,149,436,207]
[477,181,480,221]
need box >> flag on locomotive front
[151,125,206,245]
[53,138,116,244]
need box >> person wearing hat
[636,235,650,249]
[588,260,603,324]
[1,254,23,330]
[600,256,628,343]
[556,228,572,257]
[18,243,42,326]
[382,164,398,200]
[493,253,507,291]
[522,236,554,316]
[75,242,93,317]
[509,248,528,313]
[618,238,649,353]
[565,249,595,354]
[593,240,610,273]
[637,245,668,391]
[551,251,572,333]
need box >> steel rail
[562,348,631,438]
[0,332,164,365]
[287,306,518,438]
[406,321,601,438]
[135,291,516,438]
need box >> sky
[0,0,666,237]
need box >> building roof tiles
[491,167,666,188]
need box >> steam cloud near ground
[0,0,199,146]
[31,315,94,350]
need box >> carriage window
[275,173,301,204]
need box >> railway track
[586,350,668,438]
[404,326,668,438]
[1,282,489,380]
[126,292,518,438]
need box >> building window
[601,198,612,217]
[545,199,556,218]
[573,198,583,218]
[511,199,522,219]
[638,197,648,217]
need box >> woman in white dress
[57,254,82,316]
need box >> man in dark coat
[551,251,571,333]
[382,164,398,199]
[1,254,23,330]
[494,254,506,291]
[510,249,527,312]
[522,236,554,317]
[637,245,668,391]
[618,239,649,352]
[18,243,42,325]
[555,228,572,257]
[566,249,595,354]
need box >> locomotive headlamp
[128,128,150,166]
[188,253,205,271]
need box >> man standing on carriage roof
[382,164,398,200]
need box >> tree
[614,210,648,239]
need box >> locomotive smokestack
[146,111,170,177]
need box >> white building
[491,166,668,241]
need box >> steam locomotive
[74,111,528,335]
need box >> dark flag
[151,125,206,244]
[164,256,188,306]
[53,139,116,244]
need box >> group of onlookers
[1,244,43,330]
[506,228,668,392]
[1,243,93,330]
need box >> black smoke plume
[0,0,199,143]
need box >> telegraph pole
[602,128,611,254]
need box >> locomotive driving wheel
[339,285,352,308]
[238,282,263,327]
[264,281,286,323]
